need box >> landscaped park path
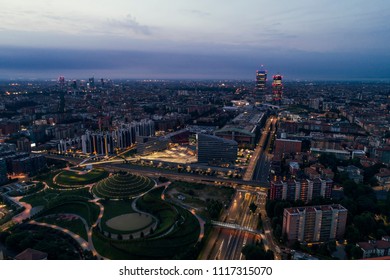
[161,182,206,242]
[29,211,108,260]
[10,186,108,259]
[88,198,108,259]
[29,219,89,250]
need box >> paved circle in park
[106,213,153,231]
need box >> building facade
[197,133,238,165]
[256,66,267,93]
[270,178,333,202]
[272,74,283,102]
[274,139,302,157]
[282,204,347,242]
[81,131,114,155]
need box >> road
[253,153,271,182]
[253,117,276,182]
[45,154,270,189]
[200,190,266,260]
[243,117,274,182]
[200,117,279,260]
[44,120,279,260]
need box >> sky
[0,0,389,80]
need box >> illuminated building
[81,131,114,156]
[272,74,283,102]
[88,77,95,89]
[282,204,347,242]
[58,76,65,88]
[270,179,333,202]
[113,119,155,149]
[62,120,155,155]
[256,65,267,93]
[197,133,238,165]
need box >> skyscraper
[88,77,95,89]
[272,74,283,102]
[58,76,65,88]
[256,65,267,93]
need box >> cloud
[106,14,152,35]
[0,46,389,80]
[183,9,211,17]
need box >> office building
[136,136,169,155]
[197,133,238,165]
[256,66,267,93]
[272,74,283,102]
[283,204,347,242]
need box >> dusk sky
[1,0,390,80]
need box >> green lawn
[55,169,109,186]
[40,201,100,226]
[21,188,93,208]
[167,181,235,219]
[136,188,178,236]
[92,188,200,259]
[99,200,136,234]
[37,215,88,241]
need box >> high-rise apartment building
[82,131,114,156]
[79,120,155,155]
[197,133,238,165]
[113,120,155,149]
[282,204,347,242]
[270,178,333,202]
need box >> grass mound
[92,173,155,199]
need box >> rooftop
[14,248,48,260]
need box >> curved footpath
[161,183,205,242]
[30,212,108,260]
[29,219,89,250]
[87,198,108,259]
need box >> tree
[242,244,275,260]
[345,244,363,260]
[353,212,376,238]
[346,225,361,243]
[249,202,258,213]
[274,224,282,241]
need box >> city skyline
[1,0,390,80]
